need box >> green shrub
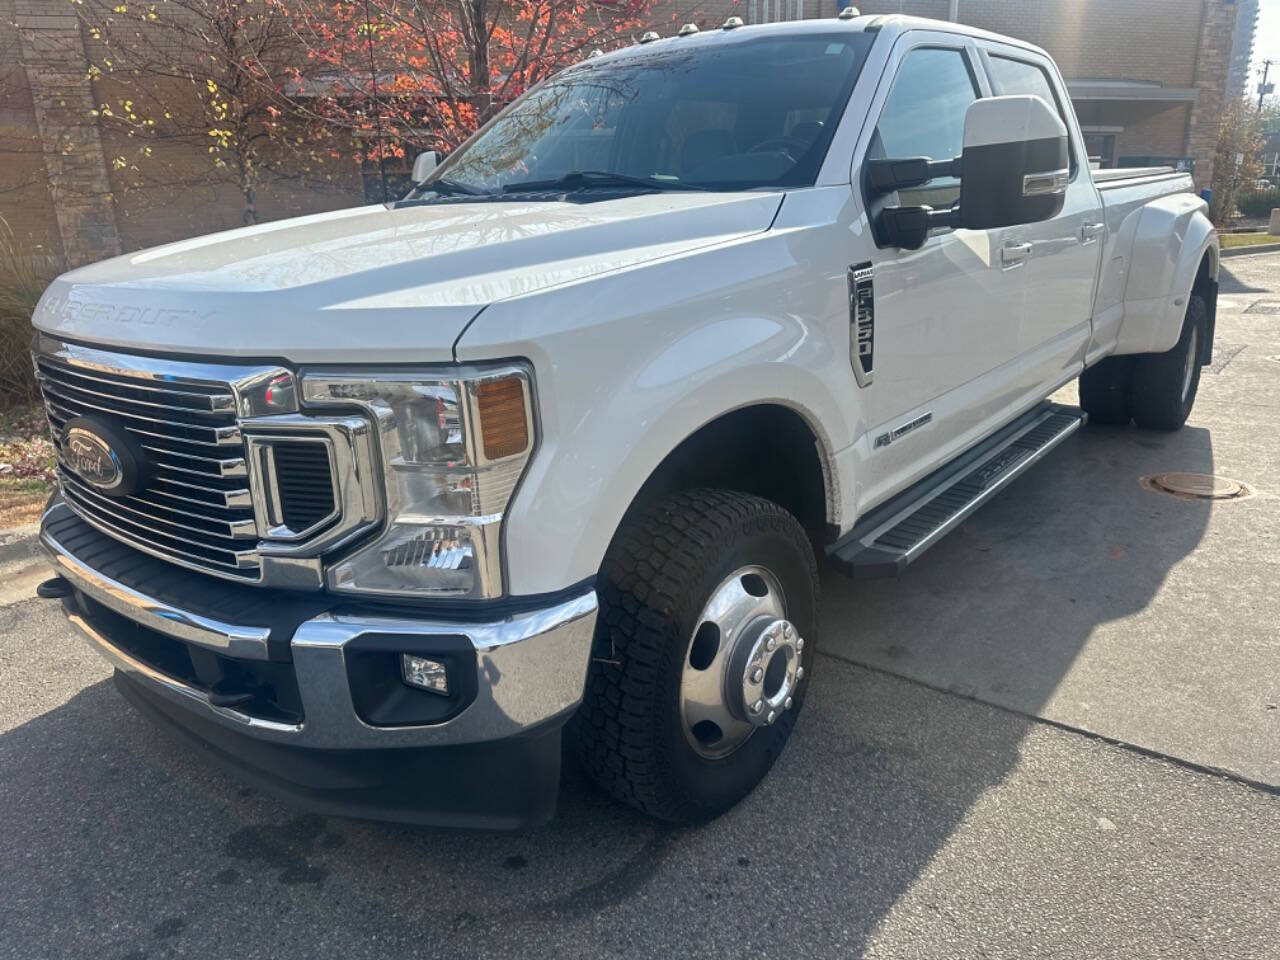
[0,218,59,405]
[1237,189,1280,220]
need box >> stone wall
[10,0,120,266]
[0,1,363,265]
[1185,0,1239,189]
[0,0,59,258]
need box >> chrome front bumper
[41,514,598,750]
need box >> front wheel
[571,489,818,824]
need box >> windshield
[423,32,874,195]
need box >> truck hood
[32,192,783,364]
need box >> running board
[828,403,1085,578]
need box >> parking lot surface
[3,252,1278,960]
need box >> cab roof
[581,13,1049,68]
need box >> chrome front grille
[34,334,383,588]
[36,351,263,579]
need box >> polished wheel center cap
[679,566,801,759]
[732,617,803,727]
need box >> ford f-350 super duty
[31,13,1218,828]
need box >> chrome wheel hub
[730,616,803,728]
[679,566,803,759]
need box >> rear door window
[987,55,1076,174]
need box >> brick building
[0,0,1246,267]
[0,0,360,268]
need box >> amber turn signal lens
[476,377,529,460]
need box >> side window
[872,47,978,208]
[987,55,1076,174]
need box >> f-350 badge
[848,262,874,387]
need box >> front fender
[1115,194,1218,356]
[456,233,860,596]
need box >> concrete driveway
[2,253,1278,960]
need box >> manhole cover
[1140,472,1253,501]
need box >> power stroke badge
[848,262,874,387]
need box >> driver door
[852,35,1025,508]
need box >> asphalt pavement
[2,252,1279,960]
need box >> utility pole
[949,0,960,21]
[1260,59,1275,113]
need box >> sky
[1257,0,1280,90]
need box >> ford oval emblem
[65,426,123,491]
[62,416,147,497]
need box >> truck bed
[1091,166,1190,188]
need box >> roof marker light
[639,30,659,43]
[677,23,699,36]
[837,5,860,18]
[723,16,744,29]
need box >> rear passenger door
[979,46,1104,398]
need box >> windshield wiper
[413,177,491,198]
[501,170,707,193]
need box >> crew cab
[31,13,1218,828]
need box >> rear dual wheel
[1079,294,1207,431]
[571,489,817,824]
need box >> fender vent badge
[848,262,875,387]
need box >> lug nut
[796,667,805,680]
[752,699,763,713]
[766,637,776,652]
[750,667,763,684]
[784,696,793,709]
[767,710,776,724]
[796,638,804,651]
[783,623,793,639]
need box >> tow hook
[36,577,73,600]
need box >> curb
[0,524,42,569]
[1221,241,1280,258]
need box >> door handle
[1001,241,1033,269]
[1081,221,1105,245]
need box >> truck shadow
[0,424,1214,958]
[1218,259,1272,296]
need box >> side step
[828,403,1085,578]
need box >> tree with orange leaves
[270,0,711,169]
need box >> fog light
[400,654,450,696]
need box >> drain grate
[1140,472,1253,501]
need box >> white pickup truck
[32,13,1218,828]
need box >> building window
[1083,133,1117,169]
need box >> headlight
[300,365,535,598]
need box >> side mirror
[871,94,1068,250]
[958,95,1068,230]
[412,150,438,182]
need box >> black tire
[1078,355,1135,426]
[571,489,818,824]
[1130,294,1207,431]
